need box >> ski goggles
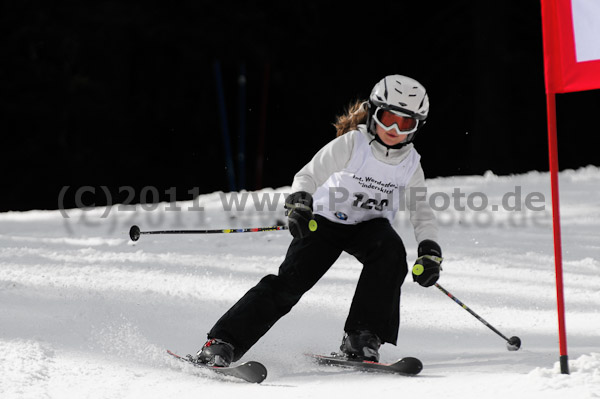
[373,107,419,135]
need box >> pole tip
[129,225,141,241]
[559,355,570,374]
[506,336,521,351]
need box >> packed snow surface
[1,167,599,398]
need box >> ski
[167,350,267,384]
[308,353,423,376]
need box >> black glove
[412,239,443,287]
[284,191,317,238]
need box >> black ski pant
[207,215,409,361]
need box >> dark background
[2,0,599,212]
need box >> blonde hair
[333,100,369,137]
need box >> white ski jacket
[291,125,438,244]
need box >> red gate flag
[541,0,600,93]
[539,0,600,375]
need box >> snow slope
[1,167,599,398]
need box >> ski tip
[398,357,423,374]
[241,361,268,383]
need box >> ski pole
[129,224,289,242]
[434,283,522,351]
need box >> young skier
[195,74,443,367]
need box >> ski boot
[340,330,381,362]
[193,338,235,367]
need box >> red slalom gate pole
[545,91,569,374]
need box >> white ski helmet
[367,75,429,146]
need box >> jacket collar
[358,125,414,163]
